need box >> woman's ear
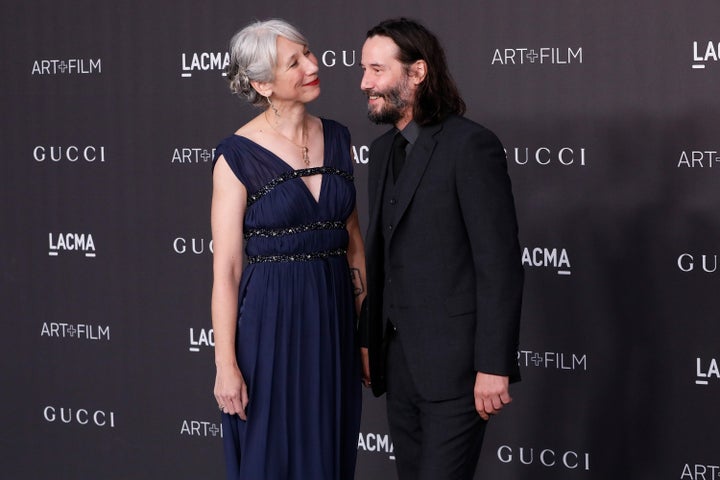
[250,80,272,99]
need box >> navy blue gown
[213,118,362,480]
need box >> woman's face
[269,36,320,105]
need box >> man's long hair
[367,18,466,126]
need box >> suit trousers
[386,328,487,480]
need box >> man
[358,18,524,480]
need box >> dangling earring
[265,95,279,117]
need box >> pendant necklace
[264,110,310,166]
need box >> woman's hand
[214,365,249,420]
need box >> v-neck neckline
[234,118,328,204]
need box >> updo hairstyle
[226,19,308,107]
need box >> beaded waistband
[247,248,347,264]
[244,221,346,239]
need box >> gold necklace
[264,111,310,166]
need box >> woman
[211,19,365,480]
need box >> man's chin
[367,112,384,125]
[367,108,399,126]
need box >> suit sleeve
[455,128,523,381]
[359,135,387,350]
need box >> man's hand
[361,347,371,387]
[474,372,511,421]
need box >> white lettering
[678,254,718,272]
[693,42,703,62]
[681,464,720,480]
[357,433,393,453]
[536,147,551,165]
[540,449,555,467]
[710,359,720,378]
[695,357,720,384]
[43,407,115,427]
[33,146,105,163]
[497,445,512,463]
[322,50,336,67]
[182,52,229,73]
[568,47,583,63]
[496,446,590,470]
[181,420,191,435]
[521,248,570,269]
[562,451,578,469]
[678,253,694,272]
[492,48,582,65]
[190,328,215,348]
[31,58,101,75]
[702,255,718,272]
[174,238,186,253]
[352,145,369,164]
[508,147,586,166]
[491,49,504,65]
[678,150,719,168]
[704,42,718,61]
[43,406,55,421]
[174,238,213,254]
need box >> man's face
[360,35,414,127]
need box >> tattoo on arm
[350,268,365,296]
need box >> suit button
[387,224,393,231]
[389,198,397,205]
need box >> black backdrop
[2,1,719,479]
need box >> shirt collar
[397,120,419,145]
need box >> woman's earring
[265,95,279,117]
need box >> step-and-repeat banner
[2,1,718,479]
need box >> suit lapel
[390,122,442,235]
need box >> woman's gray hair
[226,19,308,107]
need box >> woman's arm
[345,207,367,317]
[211,155,249,420]
[346,207,371,387]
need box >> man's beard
[366,76,412,125]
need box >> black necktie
[391,133,409,183]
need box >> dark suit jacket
[360,114,524,400]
